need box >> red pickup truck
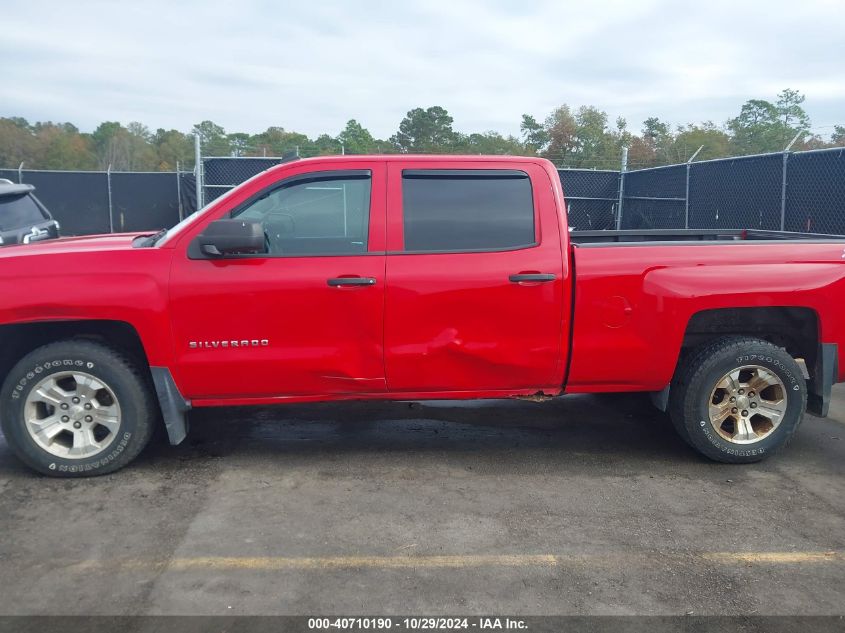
[0,155,843,476]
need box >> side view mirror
[196,220,265,257]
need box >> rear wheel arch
[680,306,819,368]
[652,307,820,412]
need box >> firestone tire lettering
[0,341,155,477]
[670,336,806,464]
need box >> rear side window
[0,194,47,231]
[401,170,535,252]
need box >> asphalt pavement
[1,386,843,615]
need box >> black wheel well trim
[149,366,191,445]
[0,319,152,386]
[680,306,820,362]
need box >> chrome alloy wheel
[23,371,122,459]
[708,365,787,444]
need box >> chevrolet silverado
[0,155,842,476]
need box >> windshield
[0,193,47,231]
[154,204,210,246]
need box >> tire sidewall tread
[670,336,806,464]
[0,340,156,477]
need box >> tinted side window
[232,173,371,256]
[0,194,47,231]
[401,171,534,252]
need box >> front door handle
[327,277,377,287]
[509,273,556,283]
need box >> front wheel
[670,336,806,463]
[1,340,157,476]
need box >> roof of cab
[288,154,547,163]
[261,154,553,177]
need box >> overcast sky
[2,0,843,140]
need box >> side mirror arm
[200,243,223,257]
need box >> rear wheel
[1,340,156,476]
[670,336,806,463]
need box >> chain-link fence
[621,164,687,229]
[202,156,290,204]
[784,149,845,234]
[196,146,845,235]
[618,147,845,233]
[557,169,620,230]
[3,146,845,236]
[0,167,196,235]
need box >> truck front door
[168,162,387,401]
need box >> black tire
[0,340,157,477]
[669,336,806,463]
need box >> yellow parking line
[163,554,560,570]
[704,551,844,564]
[65,551,845,572]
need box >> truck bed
[570,229,845,245]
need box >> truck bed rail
[570,229,845,245]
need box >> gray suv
[0,179,60,247]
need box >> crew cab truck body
[0,155,843,476]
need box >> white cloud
[0,0,843,138]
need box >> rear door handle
[327,277,377,287]
[509,273,556,283]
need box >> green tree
[192,120,229,155]
[542,105,578,164]
[519,114,547,153]
[91,121,131,169]
[125,122,158,169]
[832,126,845,147]
[728,99,785,154]
[227,132,251,157]
[34,122,96,170]
[337,119,377,154]
[310,133,341,156]
[776,89,810,144]
[573,105,613,166]
[453,131,529,155]
[542,105,619,167]
[249,127,310,157]
[642,117,673,164]
[0,117,37,169]
[671,122,731,162]
[152,129,193,170]
[611,117,632,153]
[626,136,658,169]
[390,106,456,153]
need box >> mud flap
[650,384,671,412]
[150,366,191,444]
[807,343,837,417]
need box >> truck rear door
[383,160,568,393]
